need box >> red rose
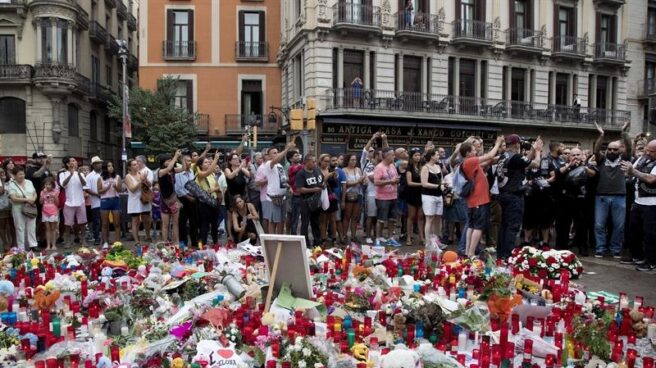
[528,258,538,267]
[538,269,548,279]
[546,257,557,265]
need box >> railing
[235,41,268,60]
[452,19,493,42]
[91,82,110,102]
[34,63,76,79]
[637,79,656,97]
[89,21,108,45]
[395,11,439,34]
[0,0,25,7]
[74,73,91,95]
[195,113,210,134]
[76,4,89,30]
[332,2,381,27]
[646,29,656,42]
[0,65,32,80]
[325,88,629,128]
[117,1,128,20]
[162,40,196,60]
[106,34,119,55]
[551,35,586,56]
[224,114,279,133]
[127,13,137,31]
[594,42,626,61]
[104,0,117,9]
[506,28,543,49]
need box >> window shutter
[7,36,15,64]
[553,4,559,37]
[510,1,516,29]
[455,0,461,20]
[611,15,617,43]
[526,0,533,30]
[421,0,429,13]
[259,11,265,43]
[167,10,175,41]
[477,0,486,22]
[188,10,194,41]
[571,7,577,37]
[238,11,244,42]
[595,13,601,43]
[186,80,193,112]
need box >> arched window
[0,97,26,134]
[90,111,97,141]
[68,103,79,137]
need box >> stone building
[0,0,138,166]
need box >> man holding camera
[496,134,543,259]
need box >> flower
[302,348,311,357]
[298,361,307,368]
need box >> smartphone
[245,156,252,164]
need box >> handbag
[14,182,37,218]
[345,191,359,202]
[140,182,153,204]
[303,192,322,211]
[184,176,219,208]
[269,195,286,207]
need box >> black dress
[226,169,247,208]
[405,168,423,207]
[233,207,258,244]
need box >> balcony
[324,88,629,129]
[162,40,196,61]
[104,0,117,9]
[127,13,137,32]
[33,63,77,92]
[593,42,627,65]
[506,28,543,54]
[592,0,625,10]
[224,114,279,135]
[637,79,656,99]
[394,11,440,41]
[0,65,32,84]
[128,53,138,71]
[76,4,89,30]
[90,82,110,104]
[117,1,127,20]
[195,113,210,135]
[332,2,381,35]
[89,21,108,45]
[106,34,119,55]
[235,41,268,61]
[74,73,91,95]
[551,35,586,60]
[0,0,26,13]
[451,19,493,46]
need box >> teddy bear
[100,267,114,286]
[33,286,60,311]
[351,343,369,362]
[393,313,406,339]
[380,347,421,368]
[629,310,647,338]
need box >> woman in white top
[7,166,38,250]
[125,159,151,242]
[421,150,445,246]
[341,154,366,242]
[98,161,122,245]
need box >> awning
[320,117,498,132]
[130,141,274,150]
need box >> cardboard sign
[193,340,243,368]
[260,234,313,300]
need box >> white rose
[303,348,312,357]
[299,361,307,368]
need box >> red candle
[626,349,637,368]
[545,354,555,368]
[644,357,655,368]
[80,280,88,298]
[499,323,508,352]
[523,339,533,363]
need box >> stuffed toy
[33,286,60,311]
[380,347,421,368]
[629,310,647,338]
[171,357,186,368]
[351,343,369,361]
[100,267,113,285]
[143,267,166,289]
[0,280,15,297]
[393,313,406,338]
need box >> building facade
[0,0,139,166]
[640,0,656,135]
[279,0,633,155]
[138,0,283,150]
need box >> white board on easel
[260,234,313,306]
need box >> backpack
[494,152,517,190]
[453,165,471,198]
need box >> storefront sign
[0,156,27,165]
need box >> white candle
[458,331,467,351]
[121,325,129,336]
[648,323,656,340]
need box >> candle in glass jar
[633,296,643,310]
[458,330,467,351]
[522,339,533,363]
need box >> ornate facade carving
[381,0,392,29]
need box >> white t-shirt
[634,158,656,206]
[59,171,86,207]
[84,171,102,209]
[261,161,289,198]
[140,167,154,185]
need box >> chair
[491,102,506,118]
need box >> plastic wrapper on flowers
[513,328,559,358]
[447,302,491,332]
[508,246,583,280]
[416,342,466,368]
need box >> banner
[123,84,132,139]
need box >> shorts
[131,211,151,218]
[376,199,398,222]
[366,196,377,217]
[42,214,59,223]
[422,195,444,216]
[63,205,87,226]
[100,197,121,211]
[262,200,286,223]
[467,204,490,230]
[397,199,408,215]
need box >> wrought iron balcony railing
[235,41,268,60]
[106,34,119,55]
[452,19,493,42]
[117,1,128,20]
[593,42,626,62]
[0,64,33,82]
[551,35,586,56]
[104,0,117,9]
[162,40,196,61]
[506,28,543,49]
[76,4,89,30]
[74,73,91,95]
[127,13,137,32]
[395,11,440,35]
[90,21,108,45]
[332,2,381,28]
[637,79,656,98]
[224,114,279,133]
[195,113,210,135]
[34,63,76,80]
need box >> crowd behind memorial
[0,123,655,272]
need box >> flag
[123,83,132,139]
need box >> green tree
[109,76,198,155]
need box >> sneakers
[387,238,402,248]
[594,253,604,258]
[636,264,655,272]
[365,238,374,244]
[634,259,647,265]
[612,254,622,259]
[374,239,384,247]
[102,242,109,250]
[619,256,634,264]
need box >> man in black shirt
[26,152,53,246]
[496,134,543,258]
[522,154,556,247]
[296,154,325,248]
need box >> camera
[520,139,533,151]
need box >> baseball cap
[505,134,522,145]
[90,156,103,164]
[32,152,47,159]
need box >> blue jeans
[290,195,303,235]
[594,195,626,255]
[458,221,468,255]
[498,193,525,259]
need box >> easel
[264,241,283,312]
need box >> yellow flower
[30,258,40,268]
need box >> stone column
[51,18,57,63]
[421,56,428,95]
[67,22,74,65]
[589,74,597,108]
[397,53,404,92]
[453,57,460,96]
[567,73,574,105]
[525,69,531,103]
[607,77,614,111]
[505,67,512,101]
[337,47,344,89]
[550,72,556,105]
[474,59,481,99]
[364,50,371,90]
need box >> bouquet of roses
[541,249,583,279]
[508,246,583,280]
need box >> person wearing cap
[84,156,103,246]
[496,134,543,259]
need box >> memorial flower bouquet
[281,336,328,368]
[508,246,583,280]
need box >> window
[241,80,263,117]
[172,80,193,112]
[459,59,475,97]
[514,1,526,29]
[90,111,98,141]
[403,55,421,93]
[426,57,431,95]
[649,8,656,37]
[555,73,569,106]
[166,10,194,56]
[41,19,68,63]
[68,104,79,137]
[238,11,265,57]
[480,61,487,99]
[597,76,608,109]
[511,68,526,102]
[91,55,100,85]
[332,48,338,89]
[369,51,376,90]
[106,64,112,87]
[118,25,123,40]
[556,6,575,37]
[104,117,112,143]
[461,0,474,21]
[293,52,304,99]
[344,49,364,89]
[0,35,15,64]
[0,98,26,134]
[448,57,454,95]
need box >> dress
[126,173,151,214]
[226,169,247,208]
[405,168,422,207]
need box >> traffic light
[290,108,304,131]
[306,98,316,130]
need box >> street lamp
[117,39,129,177]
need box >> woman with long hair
[157,150,183,244]
[195,154,221,245]
[0,168,15,249]
[405,149,425,246]
[224,153,251,239]
[125,159,151,242]
[421,150,444,246]
[319,153,338,245]
[341,154,366,243]
[2,159,15,183]
[98,160,122,245]
[7,166,37,250]
[231,194,259,245]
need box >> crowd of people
[0,125,654,272]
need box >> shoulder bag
[184,175,219,208]
[14,182,38,218]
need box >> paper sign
[193,340,243,368]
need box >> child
[40,177,59,250]
[151,182,161,239]
[80,165,93,244]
